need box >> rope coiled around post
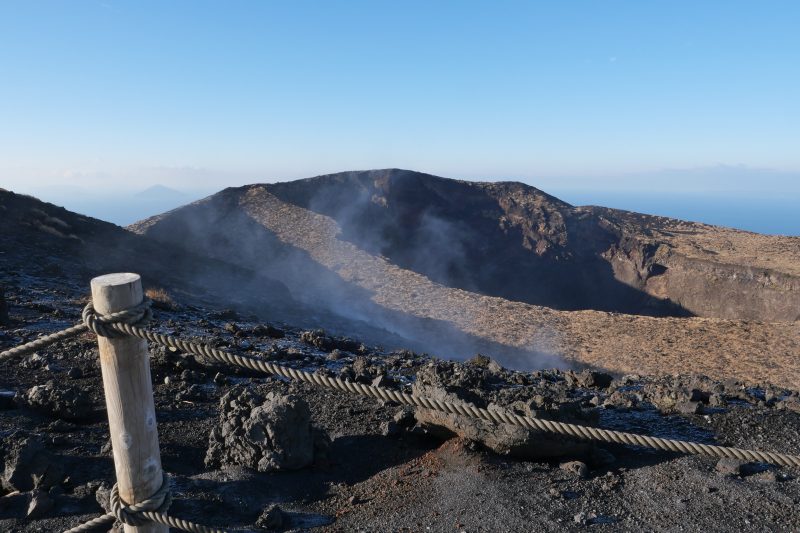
[64,473,228,533]
[0,301,151,362]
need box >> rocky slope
[129,171,800,388]
[1,273,799,531]
[0,188,294,316]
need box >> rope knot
[109,472,172,527]
[82,299,152,338]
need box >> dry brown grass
[145,287,178,311]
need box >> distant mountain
[128,169,800,387]
[134,184,188,202]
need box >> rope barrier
[3,299,800,532]
[64,473,228,533]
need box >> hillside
[129,170,800,388]
[0,188,293,315]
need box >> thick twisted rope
[0,301,151,361]
[6,301,800,470]
[91,312,800,469]
[64,473,230,533]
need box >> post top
[91,273,141,288]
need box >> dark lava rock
[715,458,744,476]
[256,503,285,530]
[412,361,589,460]
[252,324,285,339]
[210,308,240,321]
[205,386,329,472]
[299,329,361,353]
[26,489,55,518]
[1,431,64,492]
[568,370,613,389]
[66,366,83,379]
[560,460,589,479]
[95,482,113,512]
[21,379,93,421]
[676,400,704,415]
[467,354,504,374]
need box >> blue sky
[0,1,799,232]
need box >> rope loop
[82,299,152,338]
[109,472,172,527]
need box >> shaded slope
[265,170,686,317]
[263,169,800,321]
[0,188,293,314]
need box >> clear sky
[1,1,799,227]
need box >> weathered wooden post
[91,273,168,533]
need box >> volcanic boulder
[21,380,94,422]
[411,361,590,459]
[205,386,329,472]
[1,431,64,492]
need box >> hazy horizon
[6,166,799,236]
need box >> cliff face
[594,207,800,321]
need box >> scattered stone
[560,461,589,479]
[412,361,589,460]
[252,324,285,339]
[1,431,64,492]
[676,401,704,415]
[256,503,284,530]
[213,372,228,386]
[48,419,77,433]
[352,356,373,382]
[26,489,55,519]
[22,352,48,369]
[95,482,113,512]
[210,308,239,321]
[205,386,329,472]
[467,354,504,374]
[300,329,360,353]
[715,458,744,476]
[100,439,113,456]
[380,420,401,438]
[22,380,93,421]
[570,370,614,389]
[327,349,345,361]
[180,369,204,383]
[176,384,208,402]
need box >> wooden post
[91,273,168,533]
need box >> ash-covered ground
[1,273,799,532]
